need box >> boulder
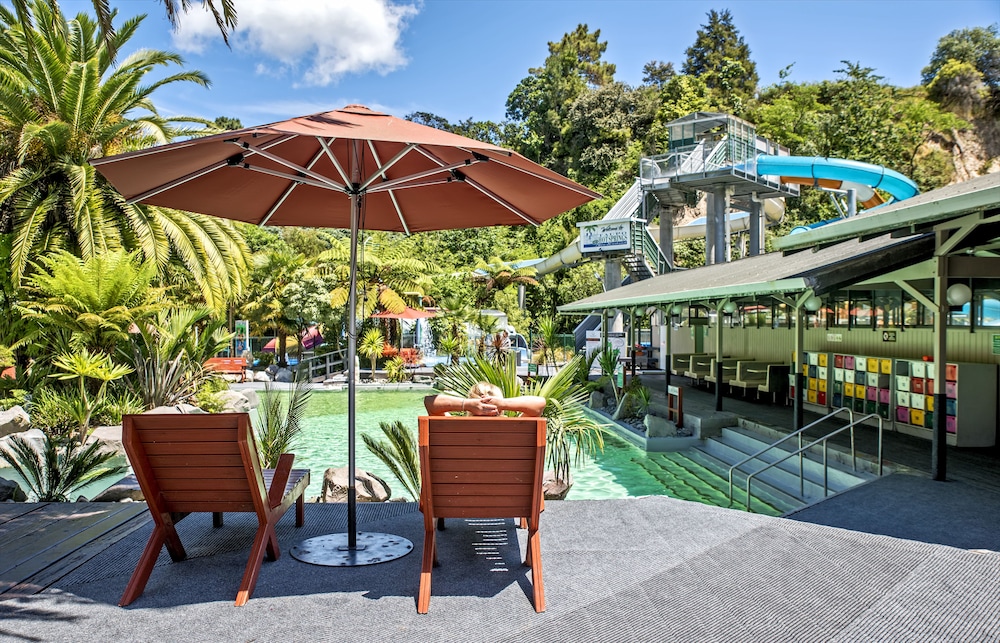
[0,405,29,438]
[146,404,204,414]
[239,388,260,409]
[274,368,294,383]
[217,390,251,413]
[254,370,271,382]
[92,474,144,502]
[265,364,279,376]
[589,391,606,409]
[87,425,125,457]
[542,471,572,500]
[0,476,27,502]
[644,414,677,438]
[320,467,391,503]
[1,428,46,453]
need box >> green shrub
[254,351,275,368]
[26,388,79,439]
[0,389,29,411]
[385,356,407,383]
[193,377,230,413]
[95,389,144,425]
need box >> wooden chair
[417,415,546,613]
[119,412,310,607]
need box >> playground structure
[526,111,921,354]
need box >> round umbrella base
[290,532,413,567]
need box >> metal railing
[727,407,885,510]
[295,349,348,382]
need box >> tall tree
[506,24,616,172]
[682,9,758,112]
[0,1,250,310]
[921,24,1000,115]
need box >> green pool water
[282,390,779,515]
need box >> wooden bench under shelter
[417,415,547,614]
[119,412,310,607]
[683,355,715,384]
[670,353,706,376]
[728,361,783,397]
[704,357,741,392]
[204,357,249,382]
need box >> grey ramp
[2,496,1000,642]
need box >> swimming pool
[282,390,781,515]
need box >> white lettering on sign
[826,333,843,343]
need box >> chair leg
[527,528,545,613]
[120,527,167,606]
[236,522,276,607]
[213,512,224,528]
[417,528,436,613]
[295,494,305,527]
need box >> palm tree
[0,1,250,311]
[20,249,166,357]
[358,328,385,380]
[470,257,539,307]
[12,0,238,62]
[319,236,434,320]
[237,247,308,367]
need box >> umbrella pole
[346,192,360,549]
[290,170,412,568]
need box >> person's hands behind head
[466,397,499,416]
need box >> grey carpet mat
[1,496,998,642]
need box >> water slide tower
[640,112,798,265]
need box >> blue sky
[60,0,998,127]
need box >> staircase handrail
[629,221,669,275]
[295,348,348,382]
[740,413,884,512]
[727,407,855,506]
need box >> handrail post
[823,441,829,497]
[798,432,804,498]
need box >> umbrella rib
[364,141,411,235]
[486,155,601,198]
[242,163,344,191]
[359,143,417,191]
[365,158,484,194]
[464,175,542,225]
[318,138,351,186]
[237,141,346,191]
[124,159,230,204]
[259,146,330,226]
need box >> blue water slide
[756,155,919,202]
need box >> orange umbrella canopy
[92,105,600,232]
[370,307,436,320]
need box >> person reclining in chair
[424,381,545,417]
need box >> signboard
[607,332,627,357]
[578,219,632,254]
[882,330,897,343]
[993,334,1000,355]
[527,363,538,375]
[826,333,843,343]
[234,319,250,357]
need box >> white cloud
[172,0,419,85]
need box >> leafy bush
[94,389,144,425]
[0,433,127,502]
[256,378,312,468]
[193,377,230,413]
[384,356,407,383]
[362,421,420,500]
[0,389,28,412]
[26,388,79,439]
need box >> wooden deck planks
[0,503,150,599]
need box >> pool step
[694,426,876,511]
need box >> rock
[217,390,251,413]
[265,364,279,376]
[0,476,27,502]
[146,404,205,414]
[274,368,294,383]
[0,406,29,438]
[1,428,46,453]
[644,414,677,438]
[87,425,125,457]
[612,396,641,421]
[240,388,260,409]
[254,370,271,382]
[589,391,606,409]
[542,471,572,500]
[320,467,391,503]
[92,474,144,502]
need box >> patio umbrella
[370,307,436,320]
[92,104,600,565]
[262,327,323,352]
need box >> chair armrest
[267,453,294,509]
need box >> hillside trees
[922,24,1000,115]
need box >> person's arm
[481,395,547,417]
[423,394,499,416]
